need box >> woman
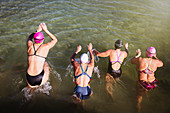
[93,39,128,99]
[131,47,163,112]
[93,39,128,78]
[26,23,57,89]
[71,43,94,101]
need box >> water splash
[21,82,52,101]
[93,66,101,78]
[53,70,62,82]
[65,64,73,77]
[21,87,33,101]
[87,49,100,63]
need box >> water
[0,0,169,113]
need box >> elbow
[54,38,57,44]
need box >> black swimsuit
[107,51,122,78]
[108,61,122,78]
[27,44,46,86]
[26,70,44,86]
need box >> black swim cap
[115,39,123,49]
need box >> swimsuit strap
[148,58,152,67]
[139,58,154,73]
[33,43,42,55]
[80,63,89,73]
[148,59,154,72]
[75,64,91,79]
[145,58,152,69]
[110,50,122,64]
[116,50,122,61]
[28,43,46,59]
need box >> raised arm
[124,43,128,57]
[41,23,57,48]
[93,49,111,57]
[71,45,82,65]
[131,49,141,64]
[88,43,94,66]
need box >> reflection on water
[0,0,169,113]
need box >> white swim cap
[80,53,88,64]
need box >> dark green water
[0,0,169,113]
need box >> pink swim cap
[34,32,44,43]
[146,47,156,57]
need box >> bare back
[132,57,163,82]
[73,61,94,87]
[27,43,50,75]
[109,49,127,70]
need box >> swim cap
[115,39,123,49]
[80,53,88,64]
[146,47,156,57]
[34,32,44,43]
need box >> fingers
[40,23,47,30]
[88,43,93,50]
[37,24,42,32]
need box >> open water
[0,0,170,113]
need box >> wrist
[135,54,140,58]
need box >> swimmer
[93,39,128,99]
[71,43,94,102]
[26,23,57,89]
[131,47,163,112]
[93,40,128,78]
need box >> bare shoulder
[122,51,127,54]
[108,49,114,53]
[153,58,163,67]
[121,51,128,57]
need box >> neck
[115,48,121,51]
[35,42,43,45]
[145,55,152,59]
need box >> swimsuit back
[110,50,122,64]
[28,43,46,59]
[75,64,91,79]
[139,59,154,74]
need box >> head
[115,39,123,49]
[34,32,44,43]
[80,53,88,64]
[146,47,156,58]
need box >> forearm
[125,48,128,55]
[45,30,57,42]
[71,52,77,61]
[89,49,94,63]
[71,49,79,62]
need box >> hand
[37,24,42,32]
[124,43,128,49]
[135,49,141,58]
[40,23,48,32]
[76,45,82,54]
[88,43,93,51]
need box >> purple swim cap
[146,47,156,57]
[34,32,44,43]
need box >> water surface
[0,0,170,113]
